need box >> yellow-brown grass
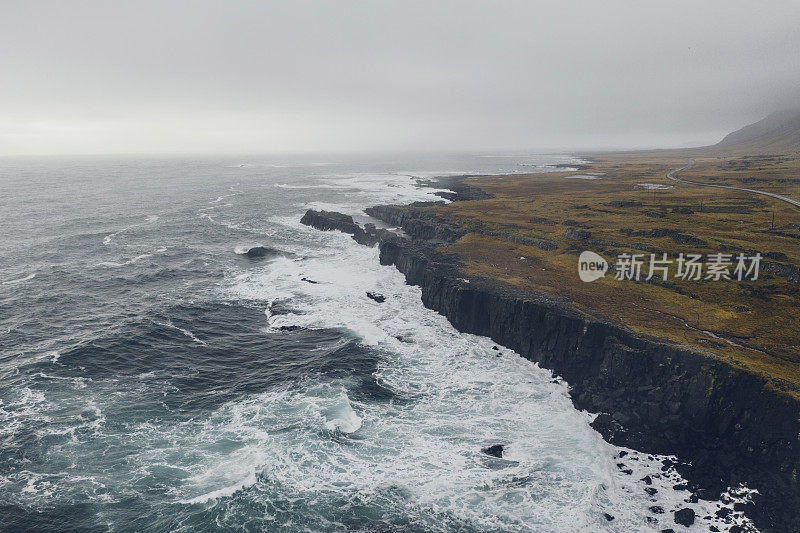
[422,151,800,395]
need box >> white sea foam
[322,393,363,434]
[274,183,343,190]
[97,253,153,268]
[3,273,36,285]
[155,320,207,346]
[102,215,159,245]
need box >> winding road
[666,159,800,210]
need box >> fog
[1,1,799,156]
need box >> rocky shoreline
[300,176,800,532]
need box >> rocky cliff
[300,186,800,530]
[377,236,800,530]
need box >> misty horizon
[1,0,799,156]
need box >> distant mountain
[715,109,800,152]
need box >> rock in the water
[301,277,319,284]
[674,508,696,527]
[482,444,504,458]
[300,209,399,247]
[366,292,386,303]
[279,325,302,331]
[603,513,615,521]
[714,508,731,518]
[300,209,360,234]
[244,246,278,259]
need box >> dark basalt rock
[564,227,592,241]
[674,508,696,527]
[762,260,800,283]
[300,209,400,247]
[763,251,788,261]
[354,223,398,247]
[364,205,466,243]
[607,200,642,208]
[590,413,625,442]
[425,175,493,202]
[671,232,707,246]
[482,444,504,458]
[562,219,591,228]
[300,209,361,233]
[506,234,558,251]
[301,277,318,284]
[715,507,732,518]
[602,513,615,521]
[366,292,386,303]
[243,246,280,259]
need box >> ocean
[0,154,747,531]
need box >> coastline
[301,172,800,531]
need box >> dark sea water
[0,154,751,532]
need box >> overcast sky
[1,1,799,156]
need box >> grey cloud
[1,0,799,155]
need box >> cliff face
[378,237,800,527]
[364,205,467,243]
[301,203,800,530]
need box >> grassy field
[423,151,800,394]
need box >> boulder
[300,210,361,234]
[482,444,504,458]
[366,292,386,303]
[244,246,279,259]
[564,228,592,241]
[674,508,696,527]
